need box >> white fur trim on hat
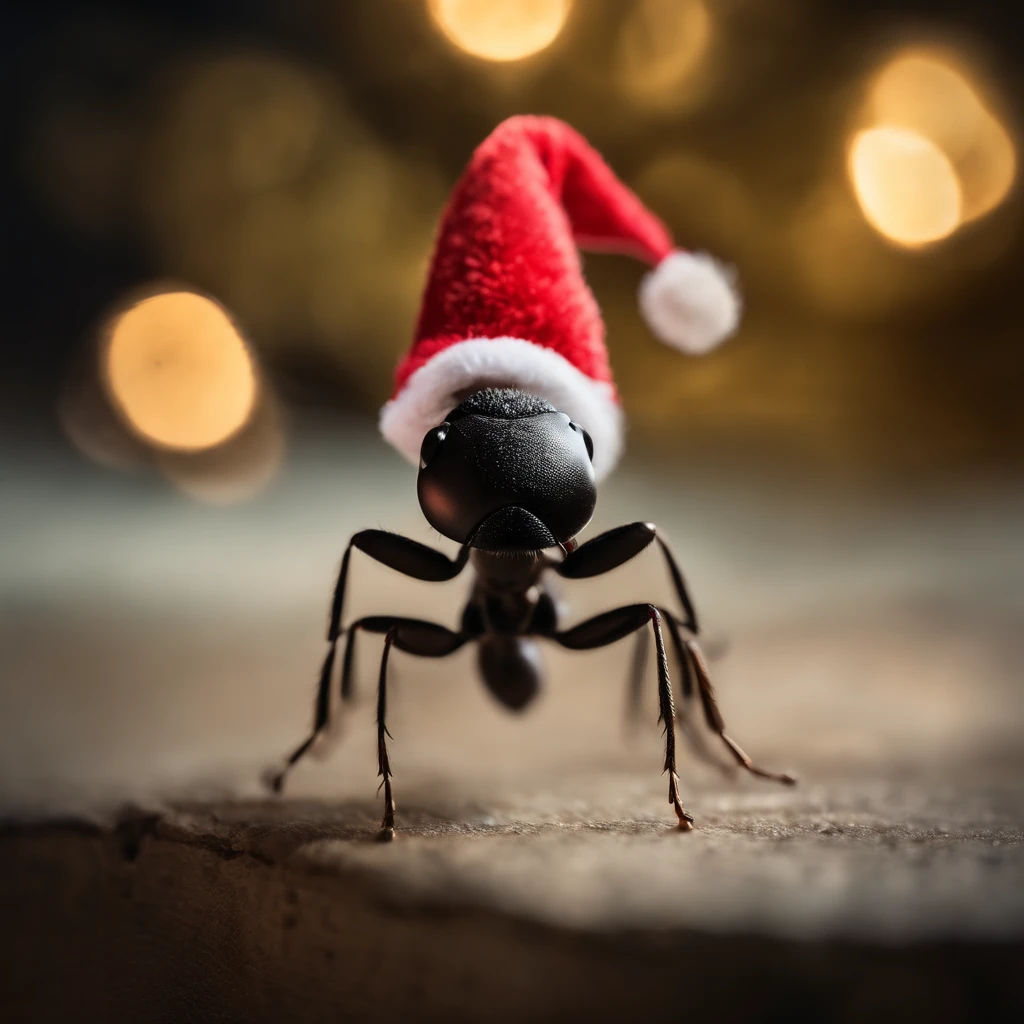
[639,251,741,355]
[379,337,624,481]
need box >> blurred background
[1,0,1023,821]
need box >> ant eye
[569,420,594,461]
[419,424,448,468]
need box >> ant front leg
[555,603,694,830]
[555,522,699,633]
[327,530,471,644]
[269,533,470,793]
[329,533,470,708]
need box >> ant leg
[367,617,467,839]
[683,637,797,786]
[624,628,648,730]
[659,611,734,776]
[554,523,698,633]
[649,609,695,830]
[376,628,398,840]
[340,623,360,703]
[326,531,470,645]
[267,638,338,793]
[651,532,700,635]
[555,604,694,829]
[270,532,467,792]
[625,614,697,734]
[624,613,725,764]
[269,615,466,795]
[339,610,460,706]
[308,623,361,755]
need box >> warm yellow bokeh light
[615,0,711,105]
[104,291,257,452]
[59,366,149,471]
[871,52,984,164]
[428,0,571,62]
[951,111,1016,223]
[866,48,1016,227]
[848,127,962,248]
[158,397,285,505]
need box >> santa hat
[380,116,740,480]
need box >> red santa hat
[380,116,740,480]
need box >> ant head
[416,388,597,553]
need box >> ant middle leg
[658,610,734,776]
[624,610,723,766]
[554,522,699,633]
[555,603,694,829]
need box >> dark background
[2,0,1022,478]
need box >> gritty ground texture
[4,778,1023,1023]
[2,427,1023,1020]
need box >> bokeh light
[157,393,285,505]
[166,54,328,196]
[59,360,150,471]
[103,291,257,452]
[848,127,962,248]
[851,47,1016,244]
[141,53,443,399]
[427,0,571,62]
[614,0,711,107]
[870,49,1016,224]
[870,52,985,165]
[789,183,937,320]
[955,117,1017,223]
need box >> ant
[269,387,795,838]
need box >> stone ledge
[3,778,1022,1023]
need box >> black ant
[269,387,795,837]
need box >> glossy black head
[417,388,597,552]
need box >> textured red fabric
[393,116,676,399]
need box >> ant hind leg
[684,637,796,786]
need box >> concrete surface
[1,424,1023,1020]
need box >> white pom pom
[639,251,741,355]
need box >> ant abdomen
[477,635,544,712]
